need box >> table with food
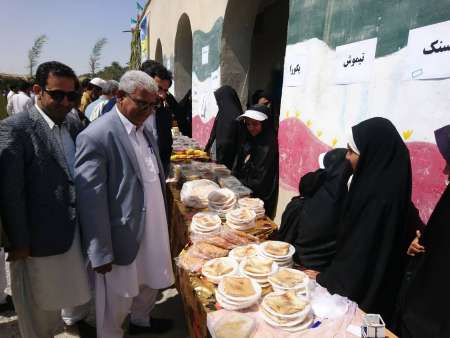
[166,136,397,338]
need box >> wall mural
[191,17,223,147]
[279,0,450,222]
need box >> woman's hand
[407,230,425,256]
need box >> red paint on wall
[192,115,215,148]
[278,118,330,191]
[278,118,446,222]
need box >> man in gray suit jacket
[75,70,175,338]
[0,61,90,338]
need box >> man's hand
[94,263,113,274]
[7,248,30,261]
[407,230,425,256]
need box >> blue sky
[0,0,140,76]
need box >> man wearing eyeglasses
[0,61,90,338]
[75,70,174,337]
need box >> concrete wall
[143,0,450,224]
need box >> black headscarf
[317,117,412,326]
[232,105,279,218]
[397,125,450,338]
[205,85,243,169]
[278,148,352,271]
[177,89,192,137]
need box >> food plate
[259,241,295,260]
[218,276,262,302]
[229,244,259,262]
[202,257,239,284]
[239,257,278,278]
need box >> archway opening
[174,13,193,101]
[155,39,163,64]
[221,0,289,128]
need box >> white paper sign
[335,38,377,84]
[202,45,209,65]
[405,20,450,80]
[283,53,308,87]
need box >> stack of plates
[201,257,238,284]
[238,198,265,219]
[259,241,295,268]
[260,291,313,332]
[216,276,262,310]
[268,268,309,296]
[228,244,259,262]
[239,256,278,287]
[225,208,256,231]
[190,212,222,236]
[208,188,237,217]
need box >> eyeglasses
[126,94,152,110]
[44,88,79,103]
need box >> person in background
[87,80,119,121]
[7,80,32,115]
[249,89,275,131]
[278,148,352,271]
[232,104,279,218]
[316,117,412,326]
[75,70,174,338]
[0,61,90,338]
[396,125,450,338]
[100,80,120,115]
[140,60,173,176]
[84,77,107,121]
[6,85,17,104]
[78,78,92,113]
[205,85,243,170]
[177,89,192,137]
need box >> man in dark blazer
[140,60,173,176]
[0,61,90,338]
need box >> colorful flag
[136,2,144,12]
[130,17,138,30]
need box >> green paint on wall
[193,17,223,82]
[288,0,450,57]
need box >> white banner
[335,38,377,84]
[283,52,308,87]
[405,20,450,80]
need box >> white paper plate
[229,244,260,262]
[239,257,278,278]
[260,307,310,328]
[268,268,308,289]
[218,277,262,302]
[215,289,259,311]
[261,292,311,320]
[202,257,239,284]
[259,241,295,260]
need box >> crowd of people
[0,57,448,338]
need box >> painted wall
[277,0,450,223]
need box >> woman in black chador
[278,148,352,271]
[232,104,279,218]
[397,124,450,338]
[316,117,412,326]
[205,85,243,170]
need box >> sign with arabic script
[335,38,377,85]
[283,52,308,87]
[405,20,450,80]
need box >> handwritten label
[202,45,209,65]
[335,38,377,85]
[406,20,450,80]
[283,53,308,87]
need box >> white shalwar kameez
[95,111,174,338]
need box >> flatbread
[203,260,233,277]
[243,256,273,275]
[214,312,254,338]
[232,245,257,258]
[269,269,305,288]
[192,242,229,259]
[193,214,220,228]
[264,242,290,256]
[222,276,256,297]
[264,292,307,315]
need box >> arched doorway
[174,13,193,101]
[155,39,163,64]
[221,0,289,125]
